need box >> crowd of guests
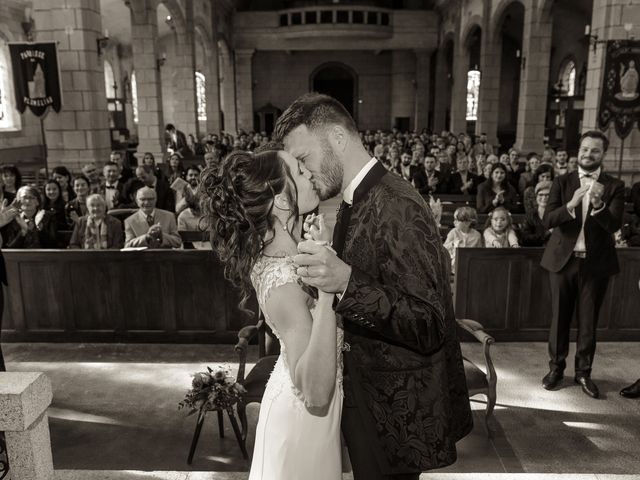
[0,125,638,256]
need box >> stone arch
[310,62,359,118]
[491,0,526,43]
[461,17,483,49]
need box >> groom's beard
[315,141,343,201]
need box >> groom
[277,93,472,480]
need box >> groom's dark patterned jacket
[335,161,473,474]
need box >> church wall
[252,50,394,131]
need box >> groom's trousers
[342,380,420,480]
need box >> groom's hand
[294,240,351,294]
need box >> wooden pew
[454,247,640,341]
[0,250,256,343]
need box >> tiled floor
[4,341,640,476]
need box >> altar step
[53,472,638,480]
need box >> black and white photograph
[0,1,639,479]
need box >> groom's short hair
[274,93,358,141]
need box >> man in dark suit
[165,123,188,157]
[413,153,449,195]
[450,155,480,195]
[101,162,129,210]
[279,93,472,480]
[541,130,625,398]
[124,165,175,212]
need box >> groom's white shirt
[342,157,378,205]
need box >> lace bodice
[250,255,344,407]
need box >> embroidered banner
[598,40,640,139]
[8,42,62,117]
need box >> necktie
[146,215,154,227]
[332,200,352,258]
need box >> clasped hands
[146,224,163,246]
[568,182,605,211]
[294,213,351,296]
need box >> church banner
[598,40,640,139]
[8,42,62,117]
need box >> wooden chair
[456,318,497,437]
[234,313,280,455]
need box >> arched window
[559,60,576,97]
[466,69,481,121]
[196,71,206,121]
[131,71,139,124]
[104,60,116,98]
[0,40,21,131]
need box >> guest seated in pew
[477,160,493,184]
[483,206,519,248]
[65,175,91,227]
[42,180,67,232]
[177,187,210,250]
[413,153,449,195]
[523,164,555,214]
[124,165,175,212]
[141,152,166,181]
[476,163,518,214]
[81,162,104,194]
[175,166,201,215]
[101,161,129,210]
[518,153,541,196]
[444,206,482,271]
[0,164,22,204]
[0,186,58,249]
[69,194,124,250]
[520,181,553,247]
[51,166,75,203]
[450,155,480,195]
[124,187,181,249]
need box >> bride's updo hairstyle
[199,149,299,307]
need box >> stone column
[476,9,500,146]
[414,49,432,131]
[33,0,111,169]
[583,0,640,183]
[130,4,164,159]
[173,0,198,137]
[432,44,451,133]
[449,41,468,134]
[205,2,222,134]
[0,372,54,480]
[390,50,416,129]
[235,49,255,133]
[219,44,237,134]
[514,3,553,153]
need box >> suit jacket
[68,215,125,249]
[335,161,472,474]
[541,170,625,276]
[449,171,480,195]
[124,208,181,248]
[413,168,449,195]
[101,181,128,210]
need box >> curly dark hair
[199,149,299,310]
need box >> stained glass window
[0,42,21,131]
[466,69,481,121]
[559,60,576,97]
[131,71,138,124]
[196,72,206,121]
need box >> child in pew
[483,206,519,248]
[444,206,482,271]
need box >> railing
[0,372,54,479]
[276,5,393,38]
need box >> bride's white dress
[248,255,344,480]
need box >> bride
[199,148,344,480]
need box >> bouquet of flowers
[179,365,246,415]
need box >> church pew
[454,247,640,341]
[0,250,256,343]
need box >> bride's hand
[303,213,331,243]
